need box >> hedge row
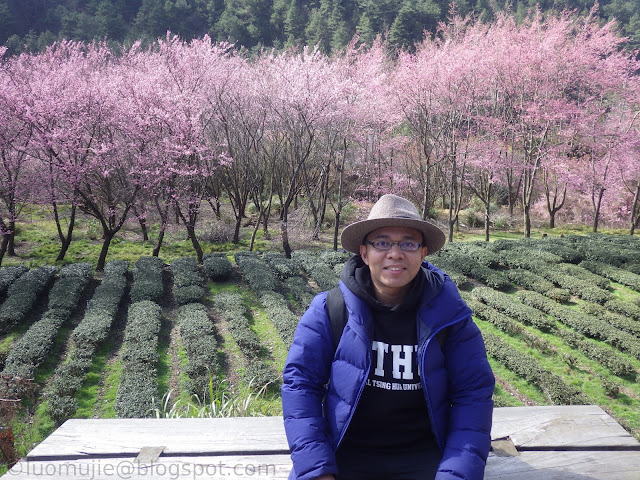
[427,257,468,288]
[203,253,233,281]
[579,260,640,293]
[2,263,93,379]
[505,268,570,302]
[556,263,610,290]
[462,293,556,355]
[556,329,636,378]
[115,300,162,418]
[259,291,299,347]
[263,252,301,280]
[521,259,612,305]
[435,248,511,290]
[284,276,315,311]
[0,265,58,333]
[471,287,556,332]
[211,292,279,389]
[0,265,28,297]
[47,260,129,424]
[515,290,640,360]
[483,332,588,405]
[234,252,278,294]
[291,250,340,291]
[444,242,501,268]
[171,257,206,306]
[129,256,165,303]
[580,302,640,337]
[176,303,219,395]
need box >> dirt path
[494,374,538,406]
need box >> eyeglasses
[366,240,423,252]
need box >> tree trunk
[629,183,640,235]
[233,215,242,244]
[592,186,605,233]
[281,206,292,259]
[523,204,532,238]
[6,221,16,256]
[96,229,115,272]
[0,234,8,268]
[153,227,166,257]
[185,222,203,264]
[54,203,76,262]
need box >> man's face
[359,226,428,305]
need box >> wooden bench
[3,405,640,479]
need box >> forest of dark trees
[1,0,639,55]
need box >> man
[282,194,494,480]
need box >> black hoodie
[337,255,441,455]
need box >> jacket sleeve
[282,293,337,480]
[437,316,495,480]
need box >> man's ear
[359,244,369,265]
[422,245,428,258]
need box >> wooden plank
[6,451,640,480]
[485,450,640,479]
[26,417,290,460]
[491,405,639,448]
[5,455,292,479]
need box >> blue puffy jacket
[282,262,494,480]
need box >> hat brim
[340,218,446,255]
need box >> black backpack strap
[326,287,347,350]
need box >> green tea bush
[263,252,300,280]
[211,292,280,389]
[129,256,165,303]
[471,287,555,332]
[580,260,640,292]
[556,263,609,290]
[259,291,298,346]
[203,253,233,281]
[170,257,206,305]
[427,258,468,288]
[0,265,58,333]
[115,300,162,418]
[516,290,640,360]
[292,250,340,291]
[176,303,219,396]
[235,252,278,294]
[557,329,636,378]
[2,263,93,378]
[284,276,315,310]
[462,293,555,354]
[435,249,510,291]
[580,302,640,337]
[48,260,128,424]
[604,299,640,321]
[483,332,587,405]
[0,265,28,296]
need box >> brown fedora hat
[340,194,445,255]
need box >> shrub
[176,303,219,396]
[0,265,58,333]
[129,256,165,303]
[47,260,128,424]
[291,250,340,291]
[115,300,162,418]
[435,247,510,291]
[263,252,300,280]
[580,260,640,292]
[471,287,556,332]
[203,253,233,281]
[2,263,93,379]
[516,290,640,360]
[483,333,587,405]
[235,252,278,294]
[259,291,298,346]
[284,276,315,310]
[170,257,206,305]
[0,265,28,296]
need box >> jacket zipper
[334,330,371,450]
[419,313,469,451]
